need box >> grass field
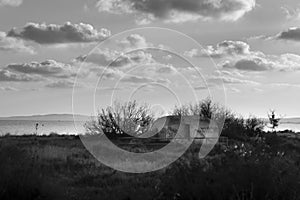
[0,133,299,200]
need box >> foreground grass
[0,133,299,200]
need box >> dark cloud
[97,0,256,23]
[221,54,300,72]
[223,58,272,71]
[7,22,111,44]
[6,60,77,78]
[276,27,300,41]
[0,59,87,83]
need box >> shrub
[85,100,154,138]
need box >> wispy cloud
[0,86,18,91]
[0,0,22,7]
[281,6,300,21]
[45,80,75,89]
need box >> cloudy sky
[0,0,300,118]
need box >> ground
[0,133,299,200]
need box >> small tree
[172,98,215,120]
[268,110,281,132]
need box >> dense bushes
[86,99,266,141]
[157,139,300,200]
[172,99,265,140]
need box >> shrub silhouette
[85,100,154,138]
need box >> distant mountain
[0,114,91,121]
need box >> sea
[0,120,87,136]
[0,120,299,136]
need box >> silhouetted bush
[173,99,266,141]
[85,100,154,138]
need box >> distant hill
[0,114,91,121]
[280,118,300,124]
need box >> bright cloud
[0,0,22,7]
[0,32,35,54]
[185,40,251,58]
[189,40,300,72]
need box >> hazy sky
[0,0,300,117]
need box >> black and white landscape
[0,0,300,199]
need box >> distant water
[274,123,300,132]
[0,120,299,136]
[0,120,87,136]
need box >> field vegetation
[0,100,299,200]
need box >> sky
[0,0,300,118]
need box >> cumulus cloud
[118,34,151,49]
[275,27,300,41]
[0,32,35,54]
[77,48,154,69]
[0,59,87,84]
[0,69,40,82]
[0,0,22,7]
[5,60,77,78]
[96,0,256,23]
[222,58,273,71]
[75,48,120,66]
[192,40,300,72]
[222,53,300,72]
[185,40,252,58]
[75,34,159,69]
[7,22,111,44]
